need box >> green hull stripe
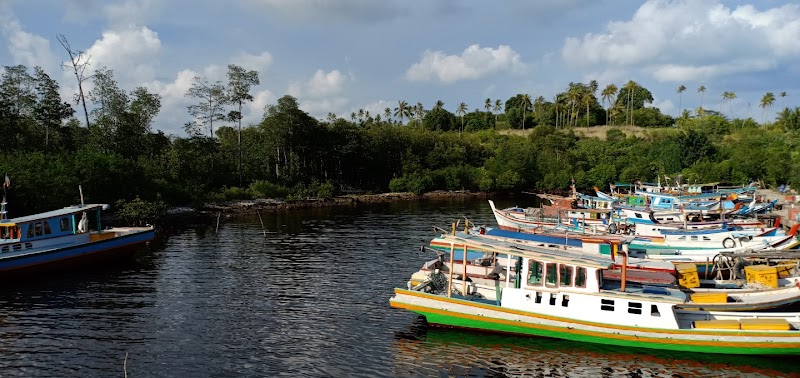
[411,309,798,355]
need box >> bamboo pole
[621,245,629,292]
[256,209,267,238]
[448,243,455,297]
[463,244,468,296]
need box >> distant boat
[0,203,155,275]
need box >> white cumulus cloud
[0,4,59,74]
[84,26,162,84]
[562,0,800,82]
[405,44,526,84]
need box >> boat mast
[1,173,9,220]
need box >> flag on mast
[2,173,9,189]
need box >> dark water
[0,198,799,377]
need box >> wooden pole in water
[215,212,221,234]
[256,209,267,238]
[463,244,468,296]
[447,243,455,297]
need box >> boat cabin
[0,204,108,252]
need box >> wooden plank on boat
[739,318,791,331]
[689,292,728,304]
[694,319,740,330]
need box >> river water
[0,198,799,377]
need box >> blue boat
[0,203,155,275]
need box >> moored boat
[391,234,800,355]
[0,203,155,276]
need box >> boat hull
[0,228,155,276]
[390,289,800,355]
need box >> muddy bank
[159,191,491,227]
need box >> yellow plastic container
[775,263,796,279]
[739,318,791,331]
[676,263,700,289]
[694,319,740,330]
[689,292,729,304]
[744,265,778,288]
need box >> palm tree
[394,100,410,124]
[677,85,686,116]
[384,107,392,123]
[350,112,356,122]
[521,94,531,130]
[484,98,491,112]
[457,102,468,132]
[728,91,736,119]
[416,102,425,125]
[554,95,566,128]
[622,80,637,126]
[434,100,444,110]
[582,91,593,127]
[493,99,502,128]
[608,102,623,126]
[697,85,706,109]
[601,84,618,126]
[760,92,776,126]
[780,91,788,110]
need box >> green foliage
[115,196,167,226]
[5,61,800,214]
[249,180,290,199]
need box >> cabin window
[559,265,573,287]
[0,227,8,239]
[575,267,587,288]
[43,222,51,235]
[601,299,615,311]
[27,225,35,238]
[635,213,642,219]
[13,244,21,251]
[545,263,558,288]
[24,243,32,249]
[549,293,557,306]
[60,217,70,232]
[1,246,8,252]
[561,294,570,307]
[690,236,698,241]
[628,302,642,315]
[527,260,544,286]
[651,305,661,317]
[34,223,43,237]
[702,236,710,241]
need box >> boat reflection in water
[392,316,800,377]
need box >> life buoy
[722,237,736,249]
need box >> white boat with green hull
[390,234,800,355]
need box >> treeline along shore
[2,62,800,225]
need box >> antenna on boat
[79,185,85,206]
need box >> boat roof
[438,233,613,269]
[0,204,107,226]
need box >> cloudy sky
[1,0,799,135]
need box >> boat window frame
[601,298,615,311]
[575,267,587,288]
[545,263,558,288]
[527,260,544,286]
[60,217,70,232]
[559,264,573,287]
[27,224,35,238]
[43,221,51,235]
[34,222,43,237]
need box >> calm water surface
[0,198,799,377]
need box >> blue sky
[1,0,799,135]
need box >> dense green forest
[2,62,800,219]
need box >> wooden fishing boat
[391,234,800,355]
[0,203,155,275]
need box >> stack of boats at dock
[390,183,800,355]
